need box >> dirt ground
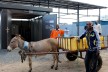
[0,49,108,72]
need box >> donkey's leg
[55,53,59,70]
[58,48,61,63]
[28,55,32,72]
[51,54,55,69]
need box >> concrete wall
[60,24,77,36]
[60,21,108,36]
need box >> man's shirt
[79,30,100,51]
[50,29,64,39]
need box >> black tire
[89,55,102,72]
[97,55,102,71]
[66,52,78,61]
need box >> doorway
[11,21,31,42]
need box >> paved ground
[0,48,108,72]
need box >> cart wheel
[66,52,78,61]
[89,55,102,71]
[97,55,102,71]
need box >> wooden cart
[57,36,108,71]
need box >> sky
[72,0,108,7]
[72,0,108,15]
[56,0,108,24]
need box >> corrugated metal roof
[0,0,106,10]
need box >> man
[50,24,64,38]
[93,21,102,35]
[78,21,100,72]
[50,24,64,63]
[64,28,70,37]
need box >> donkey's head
[7,34,23,51]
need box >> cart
[57,36,108,71]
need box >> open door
[42,14,57,39]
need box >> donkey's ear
[15,34,21,37]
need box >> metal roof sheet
[0,0,106,10]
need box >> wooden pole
[25,51,70,55]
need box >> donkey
[7,34,59,72]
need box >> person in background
[50,24,64,38]
[93,21,102,35]
[78,21,100,72]
[64,28,70,37]
[50,24,64,63]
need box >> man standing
[78,21,100,72]
[94,21,102,35]
[50,24,64,63]
[50,24,64,38]
[64,28,70,37]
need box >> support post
[99,8,101,23]
[1,9,11,49]
[77,4,79,36]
